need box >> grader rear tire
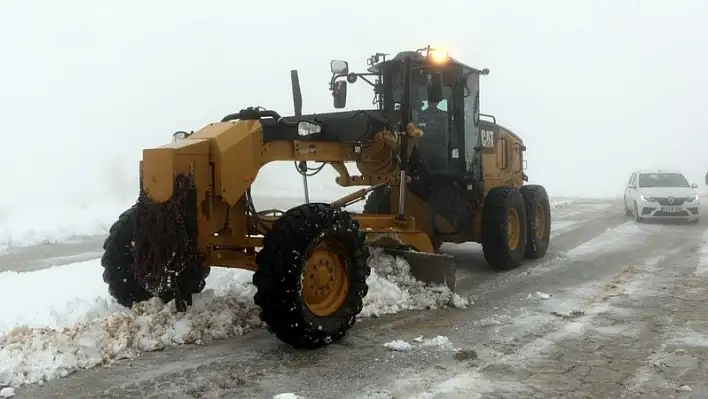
[100,205,210,309]
[482,186,528,271]
[519,184,551,259]
[253,203,371,349]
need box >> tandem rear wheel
[253,203,371,349]
[482,185,551,271]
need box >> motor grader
[100,46,551,349]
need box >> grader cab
[100,46,552,349]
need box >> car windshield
[638,173,690,188]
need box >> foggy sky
[2,0,707,210]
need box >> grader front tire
[481,187,528,271]
[100,205,210,309]
[253,203,371,349]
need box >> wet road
[7,198,708,398]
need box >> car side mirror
[427,72,444,103]
[332,81,347,109]
[692,183,698,189]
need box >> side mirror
[692,183,699,189]
[332,81,347,109]
[330,60,349,75]
[427,72,444,103]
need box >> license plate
[661,206,682,213]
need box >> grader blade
[383,248,457,292]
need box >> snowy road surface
[3,198,708,398]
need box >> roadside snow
[0,250,468,388]
[0,387,14,398]
[0,260,126,332]
[0,201,132,253]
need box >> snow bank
[0,200,132,253]
[361,249,469,317]
[0,251,469,388]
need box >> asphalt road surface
[6,198,708,398]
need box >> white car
[624,169,700,223]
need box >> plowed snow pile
[0,249,469,388]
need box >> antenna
[290,70,303,116]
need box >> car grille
[655,197,688,206]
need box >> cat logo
[480,129,495,148]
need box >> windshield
[638,173,690,188]
[390,68,453,115]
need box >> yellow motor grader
[101,46,551,349]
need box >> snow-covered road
[4,197,707,398]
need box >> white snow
[535,292,551,300]
[0,200,132,253]
[564,221,648,258]
[361,249,470,318]
[383,340,413,352]
[549,199,575,209]
[0,387,14,398]
[419,335,456,350]
[272,393,303,399]
[383,335,456,352]
[0,249,468,388]
[677,385,692,392]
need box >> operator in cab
[416,100,448,137]
[415,100,449,171]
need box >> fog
[2,0,707,213]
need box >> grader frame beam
[139,118,435,273]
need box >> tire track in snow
[445,200,627,294]
[353,244,689,399]
[694,225,708,277]
[615,226,708,398]
[362,217,655,340]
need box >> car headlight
[640,195,655,202]
[687,195,699,202]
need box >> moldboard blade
[383,248,457,292]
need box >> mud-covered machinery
[101,46,551,349]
